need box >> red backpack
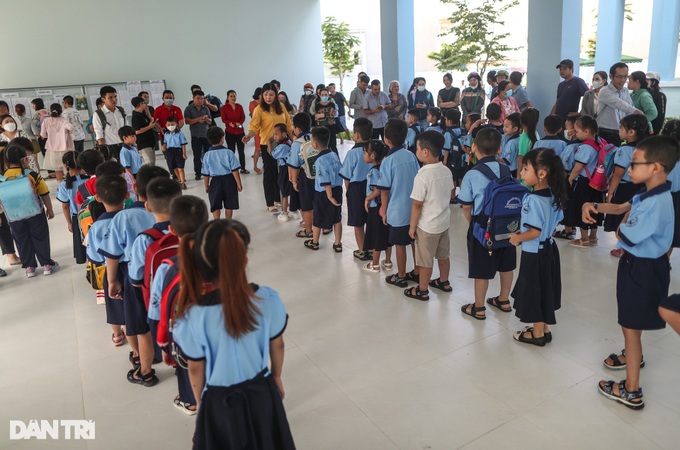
[581,137,617,192]
[141,228,179,309]
[156,257,182,366]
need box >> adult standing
[646,72,666,135]
[363,80,390,140]
[328,83,351,143]
[386,80,407,121]
[408,77,434,130]
[138,91,155,118]
[184,90,212,180]
[189,85,221,126]
[551,59,589,121]
[460,72,485,120]
[243,83,291,211]
[310,87,338,152]
[221,90,249,174]
[131,96,158,165]
[0,115,23,143]
[491,70,508,100]
[628,71,658,129]
[31,98,49,159]
[298,83,316,115]
[249,88,263,175]
[491,81,520,122]
[437,73,460,116]
[61,96,86,153]
[92,86,126,151]
[349,75,370,121]
[580,71,608,118]
[486,70,498,101]
[41,103,74,183]
[278,91,297,116]
[597,62,643,146]
[154,89,185,171]
[509,71,533,111]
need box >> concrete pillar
[380,0,415,89]
[648,0,680,80]
[560,0,583,76]
[594,0,625,73]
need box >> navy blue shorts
[660,294,680,314]
[289,189,300,212]
[103,265,125,326]
[617,252,669,330]
[208,174,239,212]
[298,172,315,212]
[119,262,150,336]
[165,147,185,170]
[346,181,368,227]
[277,165,293,198]
[467,224,516,279]
[671,191,680,247]
[313,187,343,229]
[388,224,412,246]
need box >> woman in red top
[248,88,263,174]
[221,90,249,174]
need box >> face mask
[321,96,329,102]
[564,130,571,140]
[167,125,176,131]
[506,89,513,97]
[305,89,313,95]
[417,85,426,92]
[164,99,174,106]
[3,122,16,132]
[592,80,603,89]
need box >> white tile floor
[2,140,680,449]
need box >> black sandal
[404,286,429,301]
[385,274,408,288]
[486,296,512,312]
[513,327,546,347]
[461,303,486,320]
[304,240,319,251]
[129,351,140,369]
[604,349,645,370]
[127,367,159,387]
[429,278,452,293]
[404,270,420,282]
[332,243,343,253]
[295,229,313,238]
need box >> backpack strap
[95,109,107,131]
[473,161,509,180]
[77,183,92,202]
[141,227,166,241]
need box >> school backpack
[85,261,106,290]
[297,135,320,179]
[141,228,179,310]
[445,129,464,170]
[94,107,127,132]
[582,137,617,192]
[0,170,43,222]
[205,94,223,120]
[406,124,422,153]
[472,163,528,252]
[156,257,183,367]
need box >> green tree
[321,17,361,93]
[428,0,520,79]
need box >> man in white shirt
[62,95,86,153]
[597,62,643,146]
[92,85,125,146]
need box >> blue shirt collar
[99,210,121,221]
[506,133,520,141]
[532,188,552,197]
[477,155,497,164]
[352,142,366,149]
[541,135,560,140]
[387,145,405,157]
[131,201,146,209]
[318,149,332,157]
[153,221,171,231]
[122,144,135,150]
[637,181,672,202]
[208,145,227,151]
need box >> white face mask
[417,85,426,92]
[592,80,603,89]
[164,99,174,106]
[167,125,176,131]
[3,122,17,132]
[564,130,571,140]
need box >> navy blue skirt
[363,206,389,251]
[512,241,561,325]
[346,181,368,227]
[617,251,669,330]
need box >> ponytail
[620,114,650,143]
[176,234,200,319]
[62,151,78,189]
[526,148,568,210]
[520,108,540,146]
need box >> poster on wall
[127,81,142,98]
[75,95,90,121]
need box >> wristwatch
[593,202,598,210]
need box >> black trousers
[372,127,385,140]
[0,212,16,255]
[260,145,280,207]
[598,128,622,147]
[74,139,85,154]
[9,211,53,268]
[225,132,246,169]
[191,136,211,177]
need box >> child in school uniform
[442,109,464,203]
[86,175,129,346]
[500,112,521,178]
[460,113,481,172]
[604,115,649,258]
[1,144,58,277]
[405,131,454,301]
[162,116,188,189]
[288,113,315,239]
[173,219,295,449]
[554,115,581,240]
[362,140,393,272]
[339,117,373,260]
[203,127,242,220]
[303,127,343,251]
[405,109,422,154]
[377,119,422,288]
[582,136,679,410]
[567,115,604,248]
[118,126,145,180]
[661,120,680,251]
[516,107,540,177]
[458,128,517,319]
[99,165,171,386]
[426,107,444,134]
[74,149,105,207]
[148,195,208,415]
[509,148,568,345]
[534,115,567,157]
[55,151,89,264]
[270,124,295,222]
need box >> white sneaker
[288,211,299,220]
[277,213,289,222]
[43,261,59,275]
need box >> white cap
[646,71,660,82]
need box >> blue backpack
[445,129,464,169]
[472,163,528,252]
[0,170,43,222]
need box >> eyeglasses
[612,75,627,80]
[629,161,662,169]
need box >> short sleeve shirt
[131,111,156,149]
[457,157,503,216]
[271,141,292,166]
[314,150,343,192]
[3,168,49,196]
[339,144,371,183]
[56,175,89,216]
[86,212,119,264]
[376,147,421,226]
[119,145,144,174]
[410,162,454,233]
[555,77,589,120]
[163,131,188,148]
[153,105,184,130]
[332,92,347,116]
[183,103,211,138]
[98,202,155,263]
[501,135,521,171]
[287,134,309,169]
[560,141,580,172]
[362,91,390,128]
[534,136,567,157]
[128,221,170,285]
[366,165,382,208]
[574,143,598,178]
[202,146,241,177]
[147,262,171,321]
[519,189,564,253]
[614,144,635,183]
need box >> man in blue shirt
[363,80,390,140]
[184,90,212,180]
[509,71,532,111]
[551,59,589,121]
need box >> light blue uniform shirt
[86,211,119,264]
[119,145,144,175]
[366,165,381,208]
[534,136,567,157]
[560,141,579,172]
[163,131,188,148]
[128,221,171,285]
[614,144,636,183]
[519,189,564,253]
[287,133,309,169]
[458,156,503,216]
[376,146,421,227]
[271,139,292,167]
[405,124,421,151]
[98,202,155,263]
[339,143,371,183]
[173,285,288,390]
[500,134,520,171]
[148,261,171,321]
[314,149,343,192]
[617,182,674,258]
[427,124,444,134]
[668,164,680,193]
[574,143,598,178]
[443,128,462,154]
[56,175,89,216]
[202,145,240,177]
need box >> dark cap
[496,70,509,78]
[556,59,574,69]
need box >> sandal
[429,278,453,293]
[404,270,420,283]
[129,351,140,369]
[126,367,159,387]
[461,303,486,320]
[604,349,645,370]
[112,333,125,347]
[322,229,332,235]
[569,239,590,248]
[404,286,430,301]
[173,396,197,416]
[598,379,644,410]
[353,250,366,260]
[362,262,380,273]
[304,240,319,251]
[486,296,512,312]
[381,260,393,271]
[522,325,552,343]
[332,243,343,253]
[385,274,408,288]
[513,327,546,347]
[295,229,313,238]
[267,206,279,213]
[552,230,569,239]
[589,238,599,246]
